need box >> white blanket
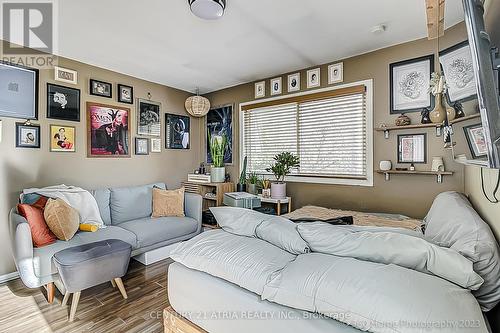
[23,184,104,227]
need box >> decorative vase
[429,93,447,124]
[271,182,286,199]
[445,101,456,122]
[431,157,445,172]
[236,183,246,192]
[210,166,225,183]
[453,102,465,119]
[379,160,392,171]
[247,184,257,195]
[395,114,411,126]
[421,109,432,124]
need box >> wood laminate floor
[0,259,172,333]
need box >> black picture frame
[118,84,134,104]
[397,133,427,164]
[137,99,161,137]
[439,41,478,105]
[463,123,488,159]
[135,137,150,155]
[165,113,190,149]
[390,55,435,114]
[206,104,233,164]
[47,83,81,122]
[0,61,39,120]
[16,123,41,148]
[89,79,112,98]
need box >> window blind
[242,87,367,180]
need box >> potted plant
[247,172,259,195]
[261,179,271,198]
[265,152,299,199]
[237,156,247,192]
[208,131,228,183]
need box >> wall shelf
[376,170,454,184]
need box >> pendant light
[185,88,211,117]
[188,0,226,20]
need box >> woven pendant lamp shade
[185,93,211,117]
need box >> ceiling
[53,0,465,94]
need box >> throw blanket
[23,185,104,227]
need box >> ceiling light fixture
[185,89,211,117]
[188,0,226,20]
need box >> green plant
[239,156,248,184]
[247,172,259,185]
[265,152,300,183]
[208,131,228,168]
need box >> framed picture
[270,77,282,95]
[398,133,427,164]
[390,55,434,114]
[166,113,190,149]
[150,138,162,153]
[206,104,233,164]
[307,68,321,89]
[328,62,344,84]
[118,84,133,104]
[54,66,77,85]
[0,61,38,119]
[47,83,81,122]
[90,79,112,98]
[288,73,300,92]
[439,41,477,104]
[87,102,130,157]
[50,125,75,152]
[463,124,488,159]
[255,81,265,99]
[135,137,149,155]
[16,123,40,148]
[137,99,161,137]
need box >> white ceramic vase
[271,182,286,199]
[431,157,445,172]
[210,166,225,183]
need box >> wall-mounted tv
[0,61,39,120]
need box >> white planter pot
[271,182,286,199]
[210,167,225,183]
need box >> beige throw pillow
[44,198,80,241]
[152,187,185,218]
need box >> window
[241,80,373,186]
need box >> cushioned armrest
[184,193,202,225]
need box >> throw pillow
[152,187,185,218]
[44,198,80,241]
[17,204,57,247]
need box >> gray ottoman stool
[53,239,132,321]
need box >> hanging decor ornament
[185,89,210,117]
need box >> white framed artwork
[328,62,344,84]
[270,77,282,95]
[307,68,321,89]
[255,81,265,99]
[287,73,300,92]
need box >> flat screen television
[462,0,500,168]
[0,61,39,120]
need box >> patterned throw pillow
[152,187,185,218]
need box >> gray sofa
[9,182,202,290]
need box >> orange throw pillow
[152,187,185,218]
[17,204,57,247]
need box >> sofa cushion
[90,188,111,225]
[152,187,185,218]
[109,183,166,225]
[44,198,79,241]
[119,216,198,248]
[75,226,137,250]
[17,203,57,247]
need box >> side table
[258,195,292,216]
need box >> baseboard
[0,271,19,284]
[133,242,180,265]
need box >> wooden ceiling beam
[426,0,445,40]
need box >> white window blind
[243,89,367,179]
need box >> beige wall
[207,24,472,219]
[0,53,201,276]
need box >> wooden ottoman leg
[62,292,71,306]
[69,291,81,322]
[114,278,128,299]
[111,279,117,288]
[47,282,55,304]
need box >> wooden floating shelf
[376,170,454,184]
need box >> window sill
[283,175,373,187]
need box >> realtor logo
[2,1,53,54]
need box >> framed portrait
[398,133,427,164]
[135,137,149,155]
[206,104,233,164]
[150,138,162,153]
[16,123,40,148]
[47,83,81,122]
[390,55,434,114]
[90,79,112,98]
[270,77,282,95]
[255,81,265,99]
[328,62,344,84]
[50,125,75,152]
[87,102,130,157]
[288,73,300,92]
[137,99,161,137]
[439,41,477,104]
[307,68,321,89]
[0,61,38,119]
[118,84,133,104]
[166,113,190,149]
[463,124,488,159]
[54,66,77,85]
